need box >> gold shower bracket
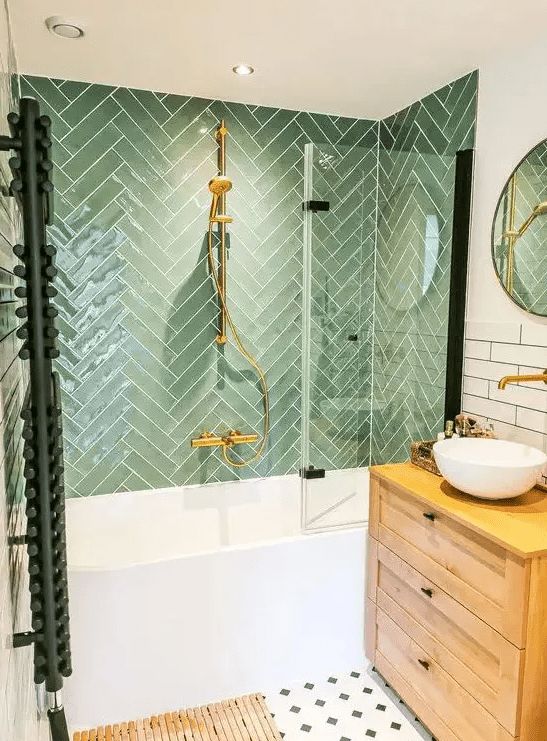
[191,431,259,449]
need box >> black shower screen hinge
[302,200,330,213]
[300,465,326,479]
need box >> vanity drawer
[374,542,523,735]
[373,481,528,645]
[375,608,515,741]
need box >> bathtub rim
[66,467,370,572]
[67,523,367,573]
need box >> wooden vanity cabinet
[366,463,547,741]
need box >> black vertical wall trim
[444,148,474,421]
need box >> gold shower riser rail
[73,693,283,741]
[194,119,270,467]
[216,120,228,345]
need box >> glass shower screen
[301,142,377,531]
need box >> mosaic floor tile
[267,667,433,741]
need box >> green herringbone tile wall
[20,75,378,496]
[372,71,478,462]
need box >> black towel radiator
[1,97,71,741]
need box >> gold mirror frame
[491,137,547,317]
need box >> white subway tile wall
[0,1,48,739]
[462,320,547,486]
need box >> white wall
[467,38,547,326]
[463,38,547,482]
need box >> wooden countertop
[370,462,547,558]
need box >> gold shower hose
[207,222,270,467]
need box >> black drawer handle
[421,587,433,598]
[423,512,436,521]
[418,659,430,671]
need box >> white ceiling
[9,0,547,120]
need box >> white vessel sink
[433,438,547,500]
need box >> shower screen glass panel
[301,142,377,530]
[372,147,456,463]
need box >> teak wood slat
[75,695,282,741]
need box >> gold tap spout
[498,369,547,390]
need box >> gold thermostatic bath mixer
[191,431,259,449]
[190,121,269,467]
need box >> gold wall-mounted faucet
[498,369,547,390]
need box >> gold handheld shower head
[208,175,232,195]
[533,201,547,216]
[208,176,233,223]
[516,200,547,237]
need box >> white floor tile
[267,666,433,741]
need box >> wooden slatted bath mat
[73,693,283,741]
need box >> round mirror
[492,139,547,316]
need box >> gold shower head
[516,200,547,237]
[533,201,547,216]
[208,176,233,223]
[208,175,233,196]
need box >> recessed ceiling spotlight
[232,64,254,76]
[45,16,85,39]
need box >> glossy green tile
[61,82,116,127]
[123,450,174,489]
[372,74,477,464]
[75,440,130,493]
[62,97,122,154]
[64,198,125,263]
[122,383,178,434]
[129,89,172,126]
[72,415,131,477]
[20,72,477,495]
[112,110,171,172]
[65,149,124,204]
[63,123,123,182]
[58,79,91,101]
[72,373,130,429]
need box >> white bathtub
[64,472,368,730]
